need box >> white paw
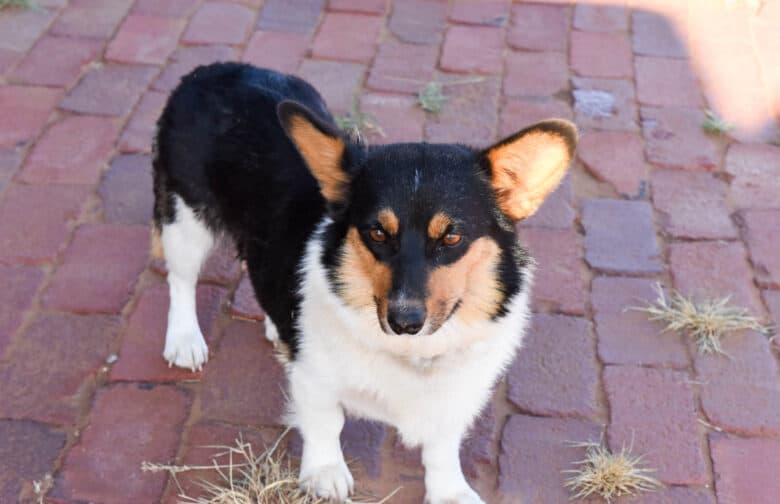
[426,487,485,504]
[299,461,354,501]
[163,328,208,371]
[264,318,279,344]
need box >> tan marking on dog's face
[427,212,452,240]
[426,237,503,330]
[377,208,399,235]
[287,115,347,203]
[338,227,393,322]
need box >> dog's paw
[163,328,208,371]
[426,487,485,504]
[299,461,354,501]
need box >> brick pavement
[0,0,779,502]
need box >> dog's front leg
[289,368,353,501]
[422,432,484,504]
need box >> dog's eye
[369,228,387,243]
[442,233,462,246]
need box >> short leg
[423,433,484,504]
[161,196,214,371]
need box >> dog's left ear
[480,119,577,222]
[277,100,350,207]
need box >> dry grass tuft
[563,441,662,502]
[702,109,735,135]
[0,0,38,10]
[335,99,385,145]
[417,81,448,113]
[142,430,398,504]
[630,284,770,356]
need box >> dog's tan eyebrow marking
[428,212,452,239]
[377,208,399,235]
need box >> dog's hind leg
[160,195,214,371]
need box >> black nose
[387,301,426,335]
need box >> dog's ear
[480,119,577,222]
[277,100,350,206]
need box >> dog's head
[278,101,576,336]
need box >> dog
[152,62,576,503]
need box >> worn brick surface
[11,36,102,87]
[330,0,387,14]
[572,77,638,131]
[573,2,628,31]
[449,0,509,26]
[571,31,633,78]
[0,147,21,192]
[230,273,265,321]
[360,93,426,144]
[499,97,573,138]
[0,265,43,357]
[43,224,150,313]
[632,10,688,58]
[508,314,599,417]
[499,415,602,500]
[635,56,703,107]
[154,44,238,92]
[507,3,569,52]
[19,116,120,185]
[725,143,780,209]
[107,15,185,65]
[51,0,133,39]
[695,331,777,387]
[641,107,719,171]
[61,64,158,117]
[518,228,586,315]
[119,90,167,153]
[367,41,438,95]
[111,283,226,382]
[0,6,56,52]
[578,131,648,197]
[183,2,255,45]
[504,51,568,97]
[99,154,154,224]
[199,321,286,426]
[582,199,663,274]
[631,488,716,504]
[0,313,120,424]
[652,170,736,239]
[242,31,309,74]
[0,184,87,264]
[0,86,61,148]
[518,174,575,230]
[461,403,496,478]
[710,436,780,504]
[0,420,65,503]
[441,25,505,75]
[311,13,383,63]
[425,75,500,146]
[54,384,189,503]
[257,0,324,33]
[132,0,198,17]
[701,384,780,436]
[593,277,689,367]
[388,0,448,45]
[297,59,365,114]
[605,366,707,484]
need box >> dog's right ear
[277,100,349,207]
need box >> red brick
[573,76,638,131]
[571,31,632,78]
[54,384,189,503]
[593,277,689,367]
[725,143,780,209]
[132,0,199,17]
[297,59,365,114]
[257,0,325,33]
[449,0,509,26]
[765,289,780,324]
[582,199,663,274]
[0,49,21,76]
[440,25,505,75]
[359,93,426,144]
[630,487,715,504]
[710,436,780,504]
[461,403,496,478]
[701,384,780,436]
[635,57,702,107]
[0,6,55,52]
[198,321,286,426]
[0,313,120,424]
[99,154,154,225]
[0,265,43,356]
[0,420,65,504]
[517,174,575,230]
[573,2,628,31]
[388,0,448,45]
[10,36,101,87]
[119,90,167,153]
[641,107,719,171]
[230,273,265,321]
[632,10,688,58]
[651,170,736,239]
[605,366,707,484]
[61,64,159,117]
[508,4,569,52]
[50,0,132,39]
[498,415,602,500]
[153,44,238,92]
[578,131,648,197]
[499,97,572,138]
[0,184,87,264]
[518,228,586,315]
[43,224,150,313]
[19,116,120,185]
[669,241,764,315]
[311,13,383,64]
[694,331,777,387]
[504,51,568,98]
[0,86,61,148]
[0,147,21,192]
[106,15,185,65]
[508,314,599,417]
[183,2,254,45]
[425,75,500,145]
[242,31,308,74]
[329,0,387,14]
[111,283,226,382]
[366,42,438,95]
[739,210,780,288]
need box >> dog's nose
[387,301,426,335]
